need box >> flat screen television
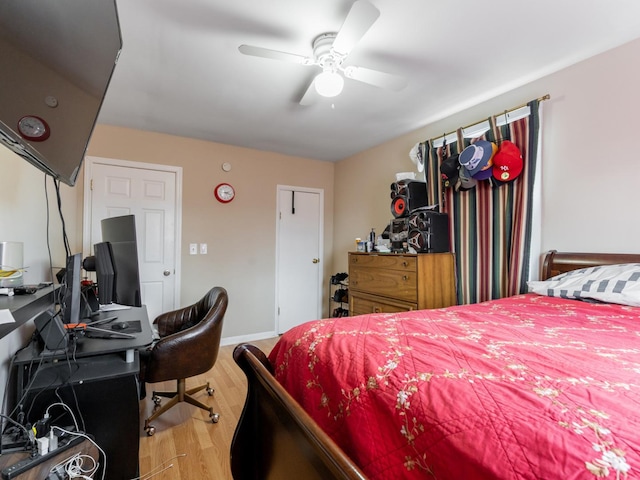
[101,215,142,307]
[0,0,122,186]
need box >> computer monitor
[93,241,117,305]
[60,252,91,324]
[100,215,142,307]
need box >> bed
[231,251,640,479]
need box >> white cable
[46,402,80,431]
[132,453,186,480]
[50,452,79,476]
[51,426,106,480]
[65,453,98,479]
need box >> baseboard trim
[221,330,278,347]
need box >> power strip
[1,435,84,480]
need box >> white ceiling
[97,0,640,162]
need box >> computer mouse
[112,322,129,330]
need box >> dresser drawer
[347,251,456,316]
[350,266,417,303]
[349,253,417,272]
[350,291,417,316]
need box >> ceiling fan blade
[343,65,408,91]
[238,44,313,65]
[332,0,380,56]
[299,79,318,106]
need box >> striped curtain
[425,100,540,305]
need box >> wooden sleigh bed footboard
[231,343,367,480]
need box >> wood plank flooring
[138,337,279,480]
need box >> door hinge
[90,179,93,191]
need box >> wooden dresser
[348,252,456,315]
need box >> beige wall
[0,148,78,399]
[332,36,640,275]
[0,130,335,389]
[85,126,335,340]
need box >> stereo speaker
[390,180,429,218]
[406,211,450,253]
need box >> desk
[0,287,58,339]
[12,306,153,480]
[15,305,154,359]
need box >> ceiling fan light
[314,71,344,97]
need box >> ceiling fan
[238,0,408,105]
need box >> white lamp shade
[314,71,344,97]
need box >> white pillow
[527,263,640,307]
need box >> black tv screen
[0,0,122,186]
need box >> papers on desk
[99,303,132,312]
[0,309,15,324]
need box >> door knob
[312,258,320,264]
[163,270,171,276]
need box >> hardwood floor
[138,337,279,480]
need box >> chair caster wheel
[210,413,220,423]
[152,395,161,406]
[145,425,156,436]
[206,387,214,396]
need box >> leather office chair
[142,286,228,436]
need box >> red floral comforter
[269,294,640,479]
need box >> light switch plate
[189,243,198,255]
[200,243,207,254]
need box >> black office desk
[0,286,58,339]
[12,306,153,480]
[15,305,154,359]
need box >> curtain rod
[430,94,550,143]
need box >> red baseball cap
[492,140,523,182]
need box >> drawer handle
[373,307,381,313]
[402,275,409,281]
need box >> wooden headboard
[541,250,640,280]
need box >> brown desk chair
[142,286,228,436]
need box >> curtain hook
[441,133,448,160]
[503,110,512,143]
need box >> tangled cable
[51,452,98,479]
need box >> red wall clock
[214,183,235,203]
[17,115,50,141]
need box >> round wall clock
[214,183,235,203]
[17,115,50,141]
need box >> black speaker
[390,180,429,218]
[34,310,69,352]
[406,211,450,253]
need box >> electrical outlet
[200,243,207,255]
[189,243,198,255]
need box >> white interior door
[83,157,182,323]
[276,186,323,334]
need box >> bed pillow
[527,263,640,307]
